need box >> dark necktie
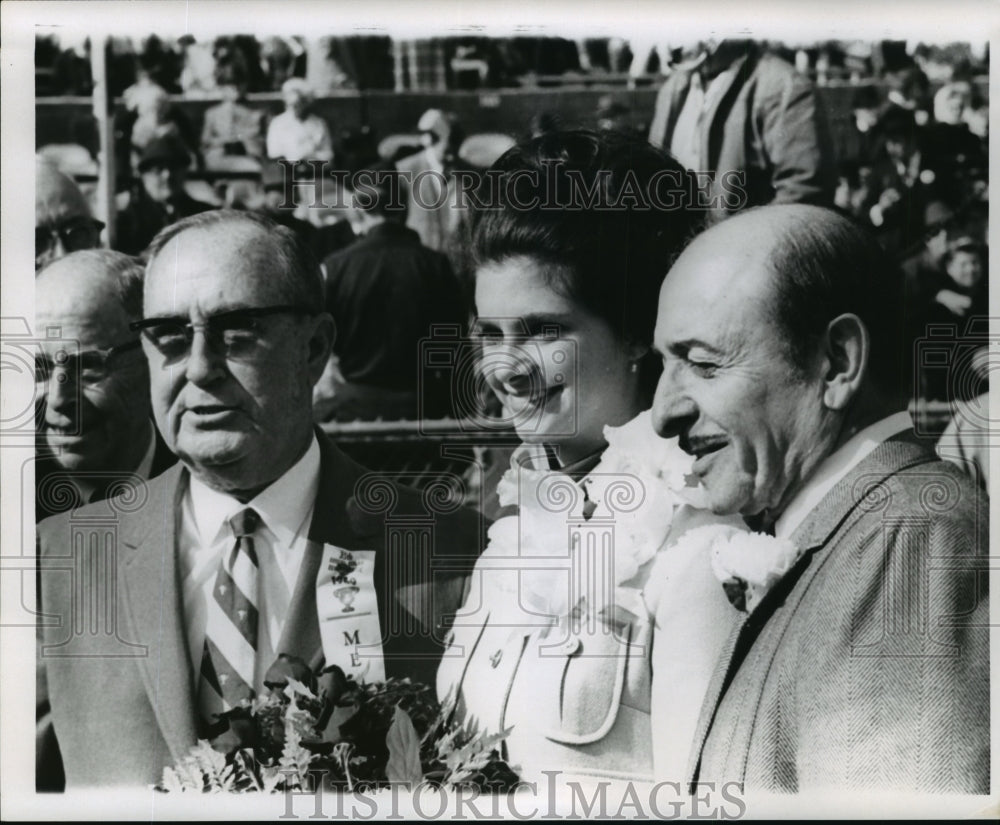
[198,508,261,726]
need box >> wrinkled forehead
[36,270,133,349]
[144,225,291,315]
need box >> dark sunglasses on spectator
[129,305,314,362]
[36,217,105,258]
[35,340,142,386]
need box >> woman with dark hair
[437,131,749,785]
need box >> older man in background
[35,250,176,522]
[652,205,988,793]
[35,249,176,792]
[35,160,103,271]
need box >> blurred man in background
[315,169,466,421]
[35,160,103,272]
[649,39,834,217]
[116,134,214,255]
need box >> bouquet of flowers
[158,654,519,793]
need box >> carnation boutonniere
[671,525,802,612]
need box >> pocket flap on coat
[543,624,632,745]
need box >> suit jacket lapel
[118,463,198,762]
[686,429,941,784]
[275,540,324,670]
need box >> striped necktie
[198,507,261,727]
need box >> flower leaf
[385,705,424,784]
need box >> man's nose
[651,366,698,440]
[43,364,78,415]
[183,329,227,386]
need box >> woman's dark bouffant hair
[469,129,703,399]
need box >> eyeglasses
[35,218,105,259]
[35,340,142,387]
[129,305,313,363]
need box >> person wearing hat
[115,135,215,255]
[265,78,333,162]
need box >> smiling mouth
[682,438,727,461]
[46,425,87,439]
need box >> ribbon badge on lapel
[316,544,386,684]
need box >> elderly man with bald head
[652,205,988,793]
[35,161,104,271]
[35,249,176,521]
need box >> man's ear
[306,312,336,385]
[821,313,868,411]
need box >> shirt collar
[774,411,913,540]
[510,442,606,480]
[187,434,321,547]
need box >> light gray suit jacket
[37,432,482,788]
[687,431,989,793]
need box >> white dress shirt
[775,411,914,540]
[179,435,321,692]
[669,65,738,172]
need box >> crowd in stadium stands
[35,36,989,430]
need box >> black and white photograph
[1,0,995,819]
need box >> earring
[629,361,639,374]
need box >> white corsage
[672,524,802,613]
[483,411,712,624]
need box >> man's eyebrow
[138,304,260,322]
[666,338,725,357]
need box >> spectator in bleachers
[200,65,267,169]
[35,159,103,272]
[648,39,834,217]
[850,85,885,165]
[901,200,955,304]
[926,235,987,325]
[396,108,465,254]
[115,135,214,255]
[314,168,466,421]
[126,82,201,175]
[266,78,334,162]
[177,35,218,97]
[883,65,932,126]
[862,106,939,256]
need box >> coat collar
[685,429,941,786]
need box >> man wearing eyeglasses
[35,160,104,272]
[36,210,484,788]
[34,249,177,522]
[35,249,178,793]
